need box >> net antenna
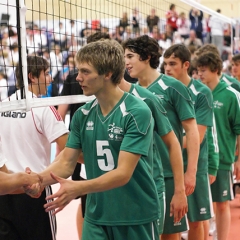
[180,0,236,54]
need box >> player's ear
[28,72,35,83]
[105,72,113,81]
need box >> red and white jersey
[0,90,69,173]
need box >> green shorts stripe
[158,192,166,235]
[211,169,234,202]
[162,177,188,234]
[187,173,214,222]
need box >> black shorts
[72,163,87,217]
[0,186,56,240]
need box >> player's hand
[170,190,188,223]
[234,160,240,181]
[184,171,196,196]
[44,172,80,215]
[208,174,216,185]
[23,167,44,198]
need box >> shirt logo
[200,208,207,214]
[1,111,26,118]
[86,121,94,130]
[174,222,181,226]
[108,123,123,141]
[213,100,223,109]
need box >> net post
[18,0,30,111]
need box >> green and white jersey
[183,79,213,174]
[146,74,195,177]
[130,84,173,193]
[67,92,159,225]
[212,81,240,170]
[220,73,240,92]
[207,114,219,176]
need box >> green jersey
[130,84,173,193]
[220,73,240,92]
[183,79,213,174]
[67,92,159,225]
[212,81,240,170]
[146,74,195,177]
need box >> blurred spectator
[119,12,129,31]
[80,21,91,38]
[173,31,184,44]
[209,9,225,56]
[166,4,178,32]
[68,19,78,39]
[0,71,8,101]
[112,26,122,43]
[49,44,63,81]
[189,8,204,43]
[151,26,161,41]
[223,23,232,47]
[232,53,240,81]
[130,7,142,35]
[54,22,67,49]
[205,14,212,43]
[122,26,134,40]
[184,30,202,49]
[176,12,189,40]
[146,9,160,33]
[9,43,19,65]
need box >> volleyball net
[0,0,238,112]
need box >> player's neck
[207,77,220,91]
[119,78,131,92]
[138,69,160,88]
[97,86,124,117]
[178,73,191,87]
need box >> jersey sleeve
[195,89,213,127]
[144,96,172,136]
[33,106,69,143]
[207,114,219,176]
[170,85,195,121]
[228,88,240,135]
[120,104,154,157]
[66,109,82,149]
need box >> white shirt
[0,78,8,101]
[0,138,7,168]
[0,90,69,172]
[209,16,225,36]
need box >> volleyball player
[34,40,160,240]
[163,44,214,240]
[0,56,69,240]
[122,35,200,240]
[195,51,240,240]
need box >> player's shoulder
[191,79,212,95]
[75,98,98,116]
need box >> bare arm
[44,151,141,214]
[40,147,81,187]
[161,131,187,223]
[234,135,240,180]
[57,104,69,122]
[182,118,200,196]
[0,165,42,195]
[55,133,68,156]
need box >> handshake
[22,167,44,198]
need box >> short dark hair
[15,56,49,88]
[122,35,161,69]
[232,53,240,63]
[86,32,111,44]
[164,44,191,64]
[188,58,198,76]
[195,52,222,75]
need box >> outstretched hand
[44,172,81,215]
[23,167,44,198]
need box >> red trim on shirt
[31,109,43,134]
[49,106,62,121]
